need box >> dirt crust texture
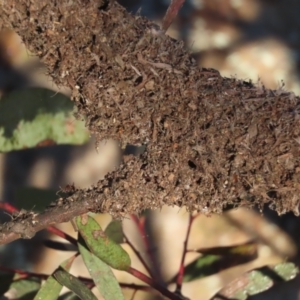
[1,0,300,216]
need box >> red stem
[127,267,184,300]
[175,213,197,293]
[0,202,19,213]
[0,265,49,280]
[124,232,153,277]
[121,282,158,294]
[0,264,94,286]
[130,214,158,279]
[47,226,77,246]
[162,0,186,32]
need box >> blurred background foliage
[0,29,89,152]
[1,0,300,299]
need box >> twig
[127,266,185,300]
[124,232,153,277]
[175,213,198,293]
[47,226,77,246]
[162,0,186,32]
[130,214,159,280]
[0,192,101,245]
[0,265,49,280]
[0,202,78,246]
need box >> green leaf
[76,215,131,271]
[104,220,124,244]
[53,269,97,300]
[0,88,89,152]
[196,242,258,256]
[78,235,125,300]
[230,263,299,300]
[274,262,299,280]
[170,242,257,283]
[9,277,41,299]
[33,255,76,300]
[181,254,220,282]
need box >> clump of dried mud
[1,0,300,216]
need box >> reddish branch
[130,214,162,280]
[162,0,186,32]
[124,231,154,278]
[175,213,198,293]
[127,266,185,300]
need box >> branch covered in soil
[0,0,300,244]
[0,187,99,244]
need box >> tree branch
[0,189,96,244]
[0,0,300,244]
